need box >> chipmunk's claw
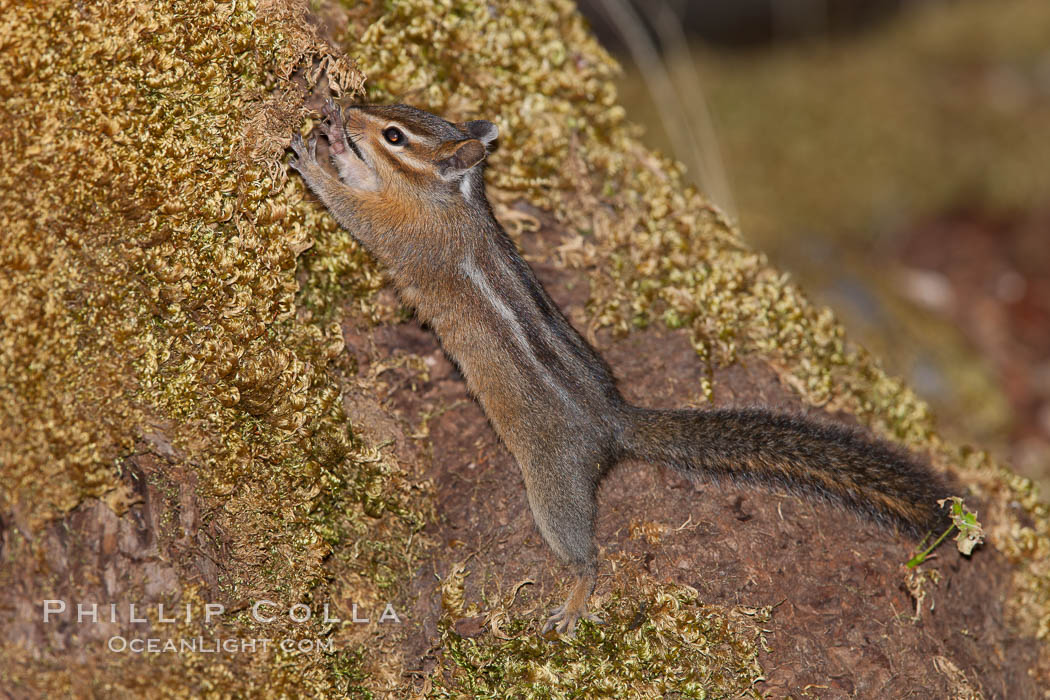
[289,131,305,155]
[288,131,317,156]
[541,606,603,638]
[322,97,339,122]
[288,131,319,174]
[540,573,598,638]
[287,133,303,172]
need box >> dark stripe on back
[488,229,621,406]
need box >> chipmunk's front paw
[320,99,349,157]
[321,97,341,125]
[287,132,319,174]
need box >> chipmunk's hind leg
[523,452,604,636]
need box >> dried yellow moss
[1,0,422,694]
[432,581,769,699]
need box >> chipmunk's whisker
[345,133,365,162]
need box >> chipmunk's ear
[437,139,487,176]
[458,120,498,148]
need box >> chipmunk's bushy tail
[620,407,949,537]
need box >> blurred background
[576,0,1050,491]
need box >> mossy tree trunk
[1,0,1047,696]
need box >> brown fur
[288,102,953,636]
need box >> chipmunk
[288,100,950,635]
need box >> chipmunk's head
[340,104,498,202]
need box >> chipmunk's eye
[383,127,405,145]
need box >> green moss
[431,583,767,699]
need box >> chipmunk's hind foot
[542,573,601,637]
